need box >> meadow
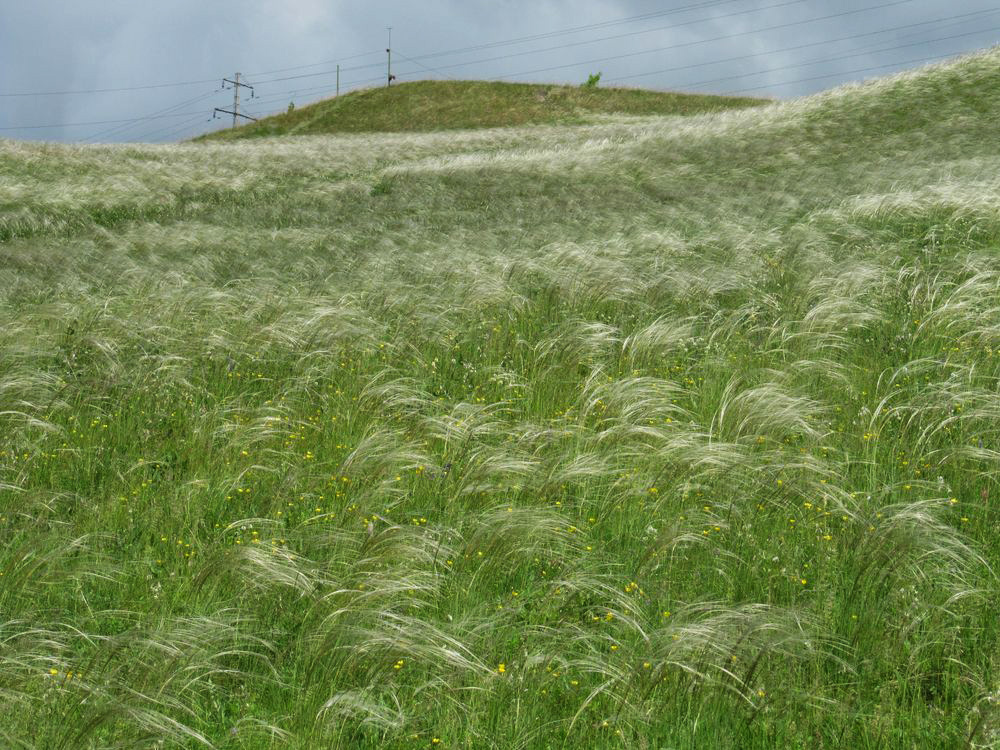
[1,52,1000,748]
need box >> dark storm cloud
[1,0,997,143]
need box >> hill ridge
[197,78,766,140]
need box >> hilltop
[2,50,1000,748]
[197,78,767,139]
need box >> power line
[724,49,988,94]
[2,2,992,140]
[0,111,209,132]
[243,49,384,78]
[0,56,382,101]
[0,55,383,100]
[82,88,222,143]
[244,74,385,108]
[240,0,759,86]
[229,1,1000,99]
[0,0,903,102]
[411,0,921,80]
[243,0,819,88]
[665,24,1000,93]
[153,44,1000,143]
[377,0,746,61]
[202,7,996,133]
[23,0,753,101]
[603,8,1000,85]
[390,49,456,81]
[0,77,220,98]
[244,58,398,86]
[479,0,921,83]
[131,113,212,143]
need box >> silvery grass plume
[3,45,1000,748]
[338,428,431,486]
[620,315,697,369]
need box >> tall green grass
[1,50,1000,748]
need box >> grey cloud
[1,0,996,142]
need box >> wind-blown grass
[2,49,1000,747]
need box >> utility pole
[231,72,242,128]
[386,27,393,87]
[214,73,258,128]
[336,64,340,97]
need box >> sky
[1,0,998,143]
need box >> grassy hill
[3,51,1000,748]
[197,79,767,139]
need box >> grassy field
[197,79,766,140]
[2,50,1000,748]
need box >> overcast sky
[1,0,997,143]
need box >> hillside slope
[2,50,1000,748]
[197,79,767,139]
